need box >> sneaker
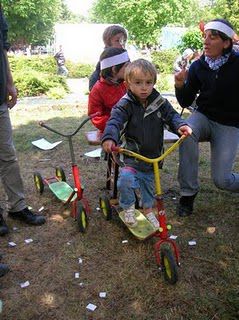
[176,193,197,217]
[124,205,137,227]
[146,212,159,229]
[0,263,9,277]
[0,209,9,236]
[9,207,46,225]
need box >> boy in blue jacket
[102,59,192,227]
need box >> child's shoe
[146,212,159,229]
[124,205,137,227]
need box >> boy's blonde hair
[124,59,157,84]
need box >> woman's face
[203,30,230,59]
[110,33,127,49]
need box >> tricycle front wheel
[160,248,178,284]
[76,201,88,233]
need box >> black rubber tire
[76,201,88,233]
[55,166,66,182]
[33,172,44,194]
[160,248,178,284]
[99,196,112,220]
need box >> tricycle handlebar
[39,112,101,138]
[111,134,187,164]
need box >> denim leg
[178,111,211,196]
[210,122,239,192]
[137,171,155,209]
[117,167,138,209]
[0,106,26,211]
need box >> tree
[212,0,239,32]
[90,0,204,45]
[1,0,63,45]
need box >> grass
[0,101,238,320]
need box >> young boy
[102,59,192,228]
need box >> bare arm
[5,50,17,108]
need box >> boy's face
[127,70,155,104]
[110,33,127,48]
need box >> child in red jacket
[88,47,130,134]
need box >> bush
[178,28,203,52]
[66,60,94,78]
[151,49,179,74]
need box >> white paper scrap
[79,282,84,287]
[38,206,44,212]
[84,148,102,158]
[122,240,128,244]
[188,240,197,246]
[32,138,62,150]
[78,258,83,264]
[25,239,33,244]
[8,242,16,247]
[75,272,80,279]
[12,227,18,231]
[169,235,178,240]
[96,207,100,211]
[99,292,107,298]
[86,303,97,311]
[20,281,30,288]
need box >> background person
[174,18,239,217]
[88,47,129,134]
[0,6,46,236]
[54,45,68,76]
[89,25,128,91]
[102,59,191,227]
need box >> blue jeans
[178,111,239,196]
[117,166,155,209]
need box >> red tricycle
[33,113,99,233]
[99,134,187,284]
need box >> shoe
[9,207,46,225]
[0,263,9,277]
[146,212,159,229]
[0,210,9,236]
[124,205,137,227]
[176,193,197,217]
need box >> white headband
[100,51,129,70]
[204,21,235,39]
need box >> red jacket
[88,77,127,132]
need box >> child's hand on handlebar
[177,125,192,136]
[102,139,116,153]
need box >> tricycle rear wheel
[99,196,112,220]
[76,201,88,233]
[33,172,44,194]
[55,166,66,182]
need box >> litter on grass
[122,240,128,244]
[38,206,44,212]
[8,242,16,247]
[20,281,30,288]
[99,292,107,298]
[86,303,97,311]
[169,235,178,240]
[32,138,62,150]
[24,239,33,244]
[75,272,80,279]
[188,240,197,246]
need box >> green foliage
[155,74,174,92]
[66,61,94,78]
[10,55,68,97]
[91,0,203,46]
[151,49,179,74]
[212,0,239,33]
[2,0,62,45]
[178,28,203,52]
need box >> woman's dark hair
[211,18,234,54]
[103,25,128,47]
[100,47,127,79]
